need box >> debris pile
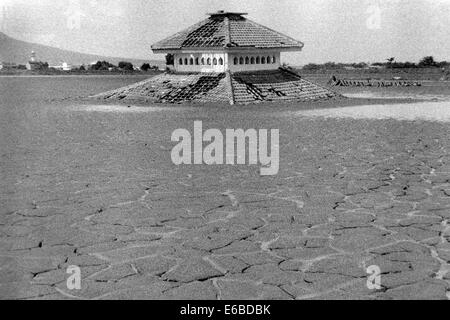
[328,76,422,87]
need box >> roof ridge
[224,16,232,47]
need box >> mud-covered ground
[1,76,449,300]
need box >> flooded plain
[1,75,449,300]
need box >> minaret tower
[30,51,37,62]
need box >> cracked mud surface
[1,77,449,300]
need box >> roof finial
[208,10,248,17]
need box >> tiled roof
[92,68,339,105]
[92,73,232,104]
[151,11,304,51]
[231,69,338,104]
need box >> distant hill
[0,32,164,67]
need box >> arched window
[184,58,188,65]
[234,57,238,65]
[219,58,223,65]
[250,57,255,64]
[261,57,266,64]
[213,58,217,65]
[267,56,271,64]
[189,58,194,65]
[239,57,244,64]
[195,58,199,65]
[256,56,260,64]
[201,58,205,65]
[245,57,249,64]
[179,58,183,65]
[207,58,211,65]
[272,56,276,64]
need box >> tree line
[303,56,450,71]
[88,61,159,72]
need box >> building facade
[172,51,281,73]
[151,11,303,73]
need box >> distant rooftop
[151,11,304,51]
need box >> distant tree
[78,65,86,71]
[323,62,339,69]
[403,62,417,68]
[90,61,116,71]
[89,62,98,71]
[352,62,368,69]
[385,57,395,68]
[390,61,417,68]
[302,63,320,71]
[418,56,438,68]
[386,57,395,64]
[140,63,151,71]
[104,61,115,70]
[118,61,134,71]
[437,61,450,68]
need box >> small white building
[61,62,72,71]
[50,62,73,71]
[151,11,304,73]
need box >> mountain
[0,32,163,67]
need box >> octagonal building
[94,11,338,104]
[151,11,304,73]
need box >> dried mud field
[1,76,450,300]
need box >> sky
[1,0,449,65]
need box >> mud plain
[1,75,449,300]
